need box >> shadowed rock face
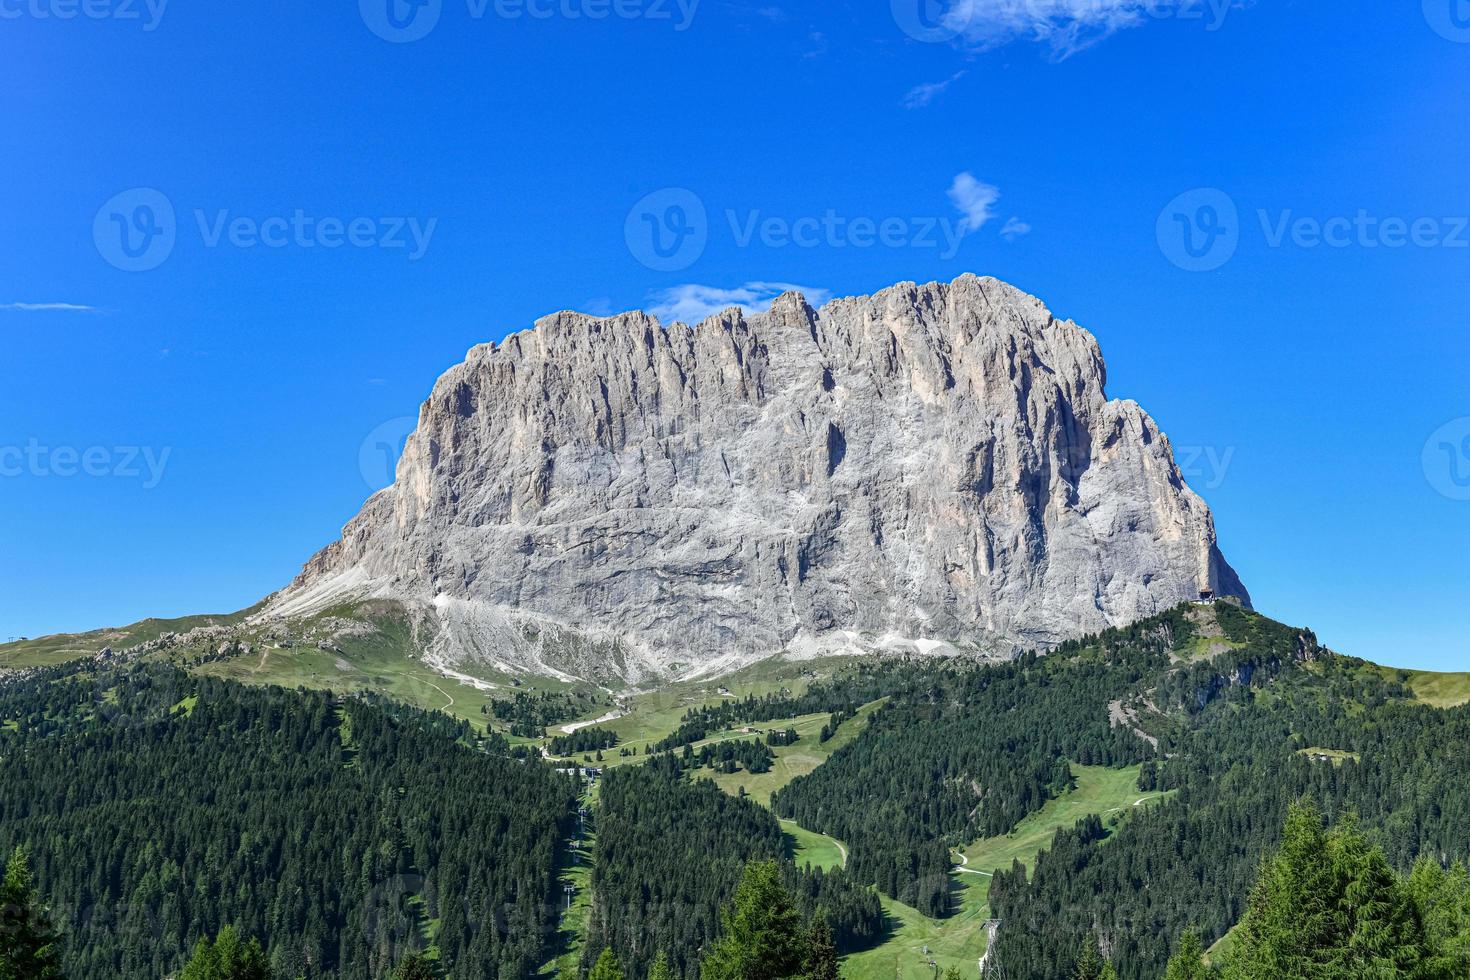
[264,274,1248,682]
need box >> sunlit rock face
[264,274,1248,683]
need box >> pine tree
[1072,939,1105,980]
[803,913,839,980]
[589,948,625,980]
[1223,802,1342,976]
[1407,858,1470,977]
[700,861,806,980]
[177,925,273,980]
[391,952,438,980]
[1329,813,1426,974]
[0,846,63,980]
[647,952,676,980]
[1222,802,1433,979]
[1163,930,1207,980]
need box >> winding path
[952,850,993,876]
[396,671,454,710]
[560,709,624,735]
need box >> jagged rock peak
[263,273,1249,683]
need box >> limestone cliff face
[264,274,1248,682]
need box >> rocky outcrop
[261,274,1248,682]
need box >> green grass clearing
[1374,667,1470,709]
[842,764,1164,980]
[701,699,887,805]
[783,819,848,872]
[1297,746,1361,765]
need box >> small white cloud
[940,0,1222,59]
[948,172,1002,234]
[1000,216,1032,240]
[0,302,101,313]
[903,70,968,109]
[581,297,618,318]
[647,281,833,325]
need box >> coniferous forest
[0,664,578,979]
[581,757,882,980]
[7,604,1470,979]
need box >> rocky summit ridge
[260,274,1248,683]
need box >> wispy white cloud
[948,172,1002,234]
[0,302,102,313]
[902,70,968,109]
[581,297,618,317]
[647,282,833,325]
[1000,216,1032,240]
[939,0,1224,59]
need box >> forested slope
[0,663,578,979]
[770,613,1188,916]
[755,604,1470,979]
[988,633,1470,978]
[583,757,883,980]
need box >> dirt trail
[952,851,993,876]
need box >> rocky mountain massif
[261,274,1248,683]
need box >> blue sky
[3,0,1467,670]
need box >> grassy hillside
[0,607,258,668]
[700,698,888,804]
[190,616,520,730]
[837,765,1160,980]
[1373,665,1470,708]
[11,600,1470,978]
